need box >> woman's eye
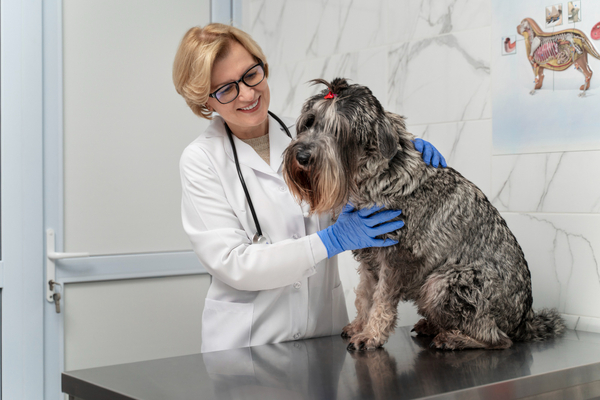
[219,84,235,95]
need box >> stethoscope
[224,110,292,245]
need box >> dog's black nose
[296,150,311,166]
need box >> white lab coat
[180,114,349,353]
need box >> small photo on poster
[568,1,581,23]
[502,36,517,55]
[546,4,563,27]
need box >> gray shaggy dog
[283,78,565,351]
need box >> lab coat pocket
[331,282,349,336]
[201,298,254,353]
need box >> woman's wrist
[317,227,344,258]
[309,232,331,262]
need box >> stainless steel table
[62,327,600,400]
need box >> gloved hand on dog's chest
[413,138,447,168]
[317,204,404,258]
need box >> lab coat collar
[211,114,295,176]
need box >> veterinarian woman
[173,23,446,353]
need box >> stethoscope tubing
[224,110,292,243]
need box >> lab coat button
[294,333,301,340]
[292,234,299,239]
[303,211,310,218]
[293,282,301,289]
[279,186,286,192]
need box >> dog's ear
[375,117,398,159]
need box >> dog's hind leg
[431,319,513,350]
[342,265,377,339]
[432,330,493,350]
[417,263,514,350]
[347,262,403,350]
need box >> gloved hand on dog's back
[317,204,404,258]
[413,138,447,168]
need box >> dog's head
[517,19,529,36]
[283,78,409,214]
[517,18,540,39]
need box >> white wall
[239,0,600,332]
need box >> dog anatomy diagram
[517,18,600,95]
[492,0,600,154]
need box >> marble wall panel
[503,213,600,319]
[242,0,319,66]
[409,119,492,196]
[242,0,386,66]
[492,151,600,213]
[268,47,389,118]
[388,0,492,43]
[319,0,387,56]
[576,316,600,334]
[388,27,491,124]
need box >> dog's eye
[303,114,315,129]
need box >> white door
[42,1,211,399]
[2,1,45,398]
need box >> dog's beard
[283,147,350,215]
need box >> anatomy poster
[492,0,600,154]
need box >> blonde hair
[172,23,269,119]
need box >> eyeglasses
[209,61,266,104]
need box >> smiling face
[207,40,271,139]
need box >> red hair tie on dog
[324,91,338,99]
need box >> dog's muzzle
[294,144,312,167]
[296,150,310,168]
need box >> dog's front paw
[341,321,363,338]
[346,333,387,351]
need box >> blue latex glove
[413,138,447,168]
[317,204,405,258]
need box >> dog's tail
[512,308,566,342]
[582,35,600,60]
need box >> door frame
[1,0,46,399]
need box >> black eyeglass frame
[208,60,266,104]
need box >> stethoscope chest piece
[252,233,270,245]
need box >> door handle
[46,229,89,303]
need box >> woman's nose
[237,83,255,101]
